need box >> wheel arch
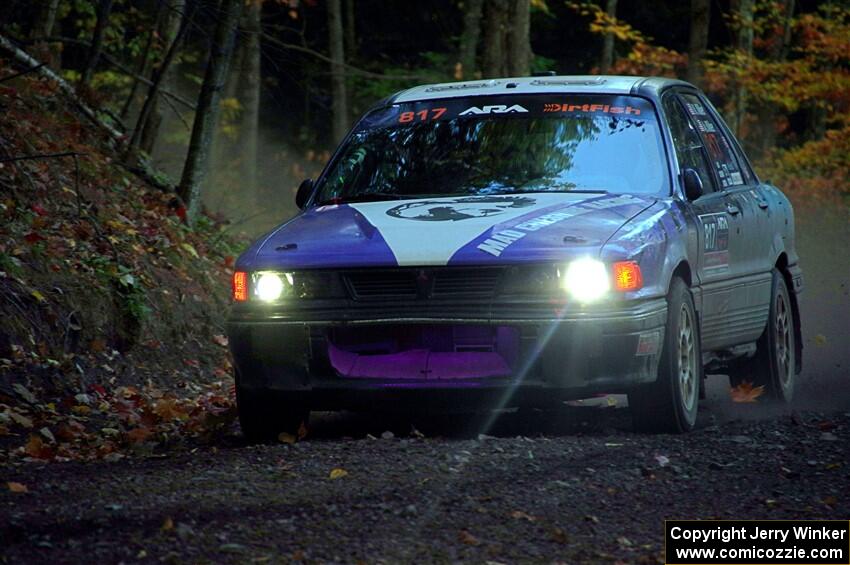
[775,252,803,375]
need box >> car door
[676,91,772,347]
[662,92,742,350]
[698,93,778,278]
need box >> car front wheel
[629,277,701,433]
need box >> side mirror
[682,168,703,201]
[295,179,314,210]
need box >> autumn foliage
[0,59,242,460]
[571,1,850,212]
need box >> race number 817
[398,107,447,123]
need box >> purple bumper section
[327,343,511,380]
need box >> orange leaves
[730,381,766,403]
[126,427,153,444]
[5,381,237,462]
[152,398,187,422]
[24,434,55,460]
[7,482,28,493]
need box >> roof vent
[424,80,502,92]
[530,77,608,87]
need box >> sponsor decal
[699,212,730,271]
[349,193,591,266]
[386,196,536,222]
[476,195,638,257]
[459,104,529,115]
[543,103,642,115]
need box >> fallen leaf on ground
[730,381,765,403]
[162,516,174,531]
[278,432,296,444]
[458,529,481,546]
[12,383,37,404]
[551,527,568,544]
[7,482,28,493]
[509,510,537,522]
[126,427,152,443]
[329,468,348,480]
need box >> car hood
[239,193,656,270]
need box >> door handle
[726,203,741,215]
[757,199,769,209]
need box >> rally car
[227,75,802,438]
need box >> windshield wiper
[489,188,609,195]
[317,191,406,205]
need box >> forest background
[4,0,847,233]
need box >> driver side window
[663,94,717,195]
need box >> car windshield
[314,94,668,204]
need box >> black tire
[629,277,701,433]
[236,384,309,442]
[728,269,796,402]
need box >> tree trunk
[177,0,243,223]
[140,0,186,156]
[686,0,710,86]
[327,0,348,143]
[482,0,508,78]
[507,0,531,76]
[80,0,114,88]
[599,0,617,74]
[240,0,262,206]
[458,0,484,79]
[120,4,166,120]
[756,0,794,155]
[29,0,61,67]
[125,1,190,163]
[729,0,753,137]
[344,0,356,61]
[30,0,60,40]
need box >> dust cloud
[705,204,850,421]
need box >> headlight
[254,272,293,302]
[562,258,610,302]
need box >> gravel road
[2,398,849,564]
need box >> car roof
[388,75,695,104]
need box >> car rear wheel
[235,382,309,442]
[728,269,796,402]
[629,277,701,433]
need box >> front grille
[432,268,501,297]
[343,268,505,300]
[345,270,417,299]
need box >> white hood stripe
[349,193,596,266]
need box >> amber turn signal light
[613,261,643,291]
[232,271,248,301]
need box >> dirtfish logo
[459,104,529,116]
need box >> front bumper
[227,297,668,410]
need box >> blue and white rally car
[227,75,803,438]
